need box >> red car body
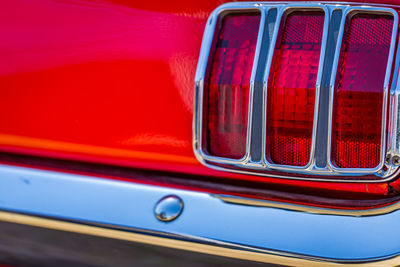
[2,0,400,266]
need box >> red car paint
[0,0,399,198]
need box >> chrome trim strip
[3,210,400,266]
[314,8,344,168]
[3,164,400,264]
[244,5,268,164]
[259,5,283,168]
[215,194,400,217]
[2,210,400,266]
[388,10,400,176]
[249,8,278,163]
[194,2,400,182]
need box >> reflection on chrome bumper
[0,164,399,266]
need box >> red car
[1,0,400,266]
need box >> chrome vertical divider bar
[260,5,284,167]
[314,8,344,169]
[244,5,269,164]
[325,6,348,173]
[387,16,400,177]
[326,7,399,175]
[248,7,278,164]
[381,9,399,179]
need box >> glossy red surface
[0,0,209,174]
[0,0,399,197]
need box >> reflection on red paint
[0,0,400,200]
[0,0,206,163]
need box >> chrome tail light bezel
[193,2,400,182]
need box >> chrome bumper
[0,164,399,266]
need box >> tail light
[331,13,394,169]
[194,3,399,184]
[202,11,261,159]
[266,11,324,166]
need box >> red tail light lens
[266,11,324,166]
[331,13,393,169]
[202,12,261,159]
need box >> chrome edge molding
[193,2,400,182]
[215,194,400,217]
[2,164,400,264]
[1,210,400,266]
